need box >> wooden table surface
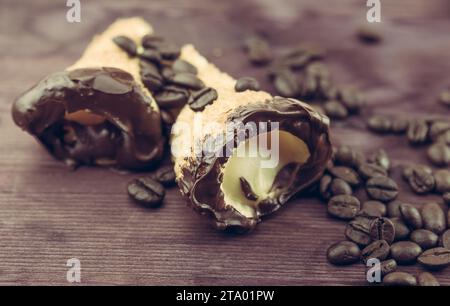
[0,0,449,285]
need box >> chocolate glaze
[12,67,164,170]
[179,97,332,232]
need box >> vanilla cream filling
[220,130,310,218]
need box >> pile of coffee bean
[367,116,450,168]
[113,34,218,130]
[127,164,176,207]
[243,36,366,120]
[323,145,450,285]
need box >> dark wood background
[0,0,449,285]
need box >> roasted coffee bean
[273,69,300,97]
[444,192,450,206]
[421,202,446,234]
[323,100,348,119]
[338,87,365,114]
[139,49,162,63]
[427,143,450,167]
[390,241,422,264]
[407,167,435,194]
[436,130,450,145]
[387,201,402,218]
[410,229,439,250]
[234,77,260,92]
[113,35,137,56]
[434,169,450,193]
[358,163,387,180]
[366,176,398,202]
[243,36,273,65]
[439,89,450,107]
[155,85,189,109]
[319,174,333,200]
[188,87,218,112]
[333,145,364,168]
[360,201,386,217]
[326,241,361,265]
[153,165,176,187]
[361,240,390,263]
[356,24,382,44]
[418,272,440,286]
[167,72,204,90]
[442,230,450,249]
[327,195,360,220]
[367,115,391,134]
[330,178,352,196]
[161,66,175,80]
[345,215,374,246]
[157,42,181,60]
[390,217,411,241]
[329,166,361,187]
[306,62,330,78]
[280,43,325,69]
[370,217,395,244]
[383,272,417,286]
[429,120,450,142]
[399,204,423,229]
[402,164,432,181]
[139,60,163,91]
[391,118,409,134]
[141,34,164,49]
[127,177,165,207]
[407,119,429,145]
[378,259,397,277]
[369,149,390,171]
[172,59,198,74]
[418,247,450,270]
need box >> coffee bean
[141,34,164,49]
[139,60,163,91]
[391,118,409,134]
[368,115,391,134]
[188,87,218,112]
[329,166,361,187]
[390,241,422,264]
[326,241,361,265]
[113,35,137,56]
[333,145,364,168]
[369,149,390,171]
[383,272,417,286]
[345,215,374,246]
[358,163,387,180]
[434,169,450,193]
[390,217,411,241]
[154,85,189,109]
[327,195,360,220]
[427,143,450,167]
[407,119,429,145]
[360,201,387,217]
[444,192,450,206]
[127,177,165,207]
[139,49,162,64]
[442,230,450,249]
[370,217,395,244]
[235,77,260,92]
[338,87,365,114]
[407,167,435,194]
[161,66,175,80]
[421,202,446,234]
[324,100,348,119]
[330,178,352,196]
[379,259,397,277]
[361,240,390,263]
[157,42,181,60]
[273,69,300,97]
[366,176,398,202]
[439,89,450,107]
[399,204,423,229]
[410,229,439,250]
[418,247,450,270]
[429,120,450,142]
[417,272,440,286]
[436,130,450,145]
[172,59,198,74]
[153,165,176,187]
[243,36,273,65]
[356,24,382,44]
[319,174,333,200]
[167,72,204,90]
[280,43,325,69]
[387,201,402,218]
[402,164,432,181]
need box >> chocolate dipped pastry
[171,45,332,232]
[12,18,164,170]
